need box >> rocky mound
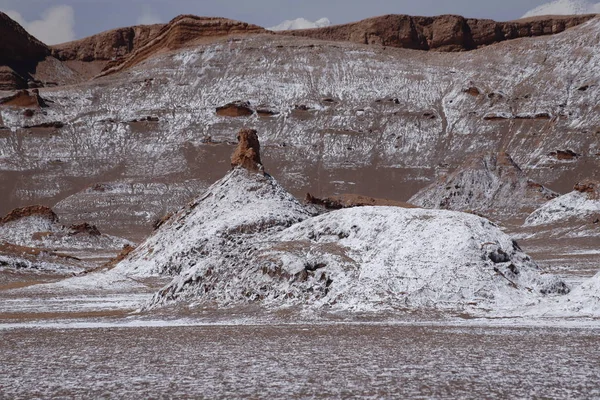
[114,131,567,313]
[99,15,267,76]
[525,179,600,226]
[149,205,567,311]
[560,270,600,316]
[0,241,81,275]
[282,14,596,51]
[0,205,130,272]
[410,152,558,217]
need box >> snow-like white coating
[113,166,567,312]
[147,205,567,312]
[268,17,331,31]
[522,0,600,18]
[525,190,600,226]
[116,167,312,276]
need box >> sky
[0,0,597,45]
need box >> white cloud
[137,7,162,25]
[2,5,75,45]
[522,0,600,18]
[268,17,331,31]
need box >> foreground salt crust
[115,167,567,312]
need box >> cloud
[137,7,162,25]
[268,17,331,31]
[522,0,600,18]
[2,5,75,45]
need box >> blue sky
[0,0,589,44]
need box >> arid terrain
[1,8,599,399]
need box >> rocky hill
[410,152,559,217]
[282,14,596,51]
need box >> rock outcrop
[98,15,267,76]
[231,129,263,172]
[51,24,164,62]
[574,179,600,199]
[282,14,596,51]
[0,12,52,90]
[0,12,50,64]
[1,205,58,224]
[410,152,558,217]
[306,193,417,210]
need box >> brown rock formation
[216,101,254,117]
[52,24,164,62]
[574,179,600,199]
[306,193,417,209]
[231,129,263,172]
[0,89,48,108]
[280,14,596,52]
[99,15,267,77]
[550,149,581,160]
[0,12,50,63]
[1,205,59,224]
[0,12,52,90]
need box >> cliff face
[281,14,597,51]
[51,24,164,62]
[98,15,267,76]
[0,12,51,90]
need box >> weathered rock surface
[283,14,596,51]
[0,89,48,108]
[230,129,263,172]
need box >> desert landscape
[1,0,599,397]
